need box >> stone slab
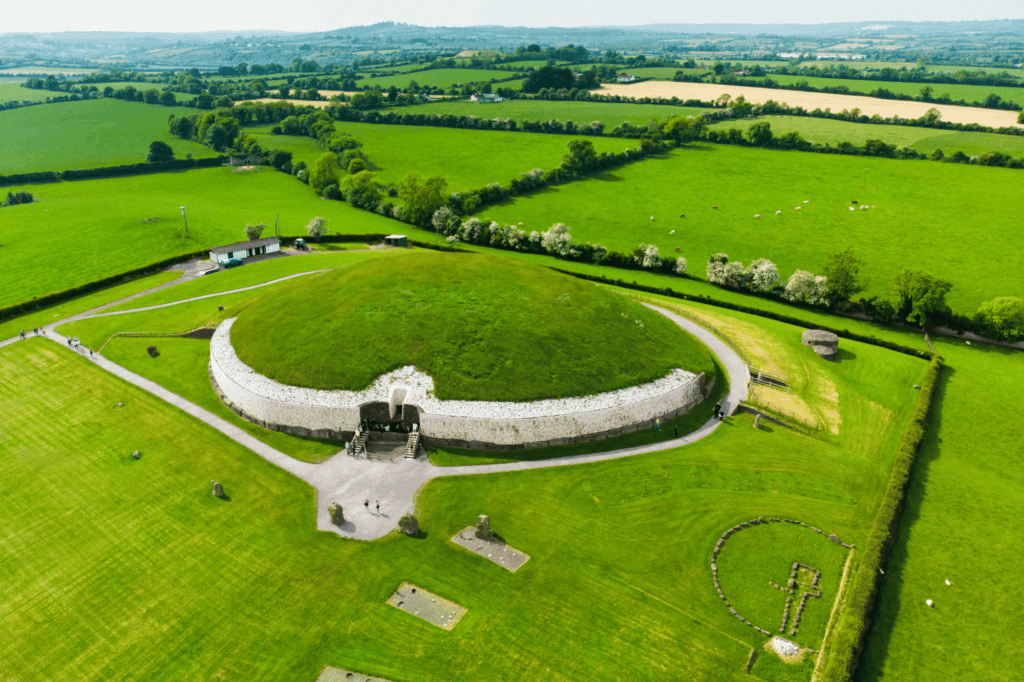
[387,582,466,630]
[316,666,394,682]
[451,527,531,572]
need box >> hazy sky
[6,0,1023,33]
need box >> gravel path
[2,281,748,540]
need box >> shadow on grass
[833,347,858,363]
[853,363,954,679]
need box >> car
[224,258,244,268]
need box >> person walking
[674,425,679,438]
[375,500,380,513]
[364,499,369,511]
[67,336,72,346]
[654,418,661,432]
[20,330,26,340]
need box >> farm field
[404,99,709,128]
[707,115,1024,155]
[0,274,925,680]
[0,98,216,174]
[0,168,398,308]
[769,73,1024,106]
[479,143,1024,312]
[358,68,522,90]
[247,121,636,190]
[0,81,44,103]
[593,82,1024,128]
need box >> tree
[144,89,160,104]
[891,269,952,327]
[398,513,419,535]
[820,249,865,306]
[305,216,328,242]
[243,222,265,241]
[350,90,383,110]
[398,172,449,226]
[340,171,382,209]
[196,94,215,109]
[309,152,340,194]
[146,141,175,163]
[160,90,177,106]
[387,85,399,102]
[347,157,367,174]
[522,65,574,94]
[204,124,232,151]
[663,115,705,144]
[563,138,597,173]
[974,297,1024,342]
[169,116,195,140]
[1019,110,1024,125]
[746,121,773,147]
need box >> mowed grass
[0,98,216,175]
[480,143,1024,311]
[0,329,919,681]
[0,168,399,309]
[708,115,1024,156]
[248,121,635,191]
[402,99,708,129]
[856,338,1024,682]
[769,73,1024,106]
[231,252,715,400]
[0,270,179,342]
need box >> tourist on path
[674,425,679,438]
[19,330,25,340]
[376,501,380,513]
[364,499,369,510]
[654,418,661,432]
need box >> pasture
[358,68,523,90]
[479,143,1024,312]
[0,280,924,679]
[708,115,1024,156]
[247,121,635,190]
[403,99,708,129]
[0,168,397,308]
[0,81,45,103]
[0,98,215,175]
[769,73,1024,107]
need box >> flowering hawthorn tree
[674,257,688,275]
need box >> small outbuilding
[801,330,839,360]
[384,234,408,248]
[209,237,281,265]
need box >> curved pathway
[2,277,748,540]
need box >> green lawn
[0,167,399,309]
[0,271,179,342]
[478,143,1024,312]
[231,252,714,400]
[401,99,708,129]
[0,323,921,680]
[248,121,636,191]
[0,98,216,175]
[708,115,1024,156]
[769,73,1024,107]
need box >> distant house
[384,234,408,247]
[732,70,751,76]
[469,93,504,103]
[209,237,281,265]
[616,74,636,83]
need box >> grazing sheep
[670,229,676,235]
[851,200,859,205]
[849,207,855,211]
[650,216,655,221]
[795,206,801,211]
[860,205,867,210]
[679,214,685,218]
[803,200,809,203]
[674,247,681,252]
[775,210,782,215]
[754,214,761,219]
[712,206,718,210]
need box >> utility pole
[179,206,189,239]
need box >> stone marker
[754,414,762,429]
[801,330,839,360]
[146,345,158,358]
[211,480,224,497]
[475,514,493,539]
[328,503,344,525]
[132,450,141,460]
[398,513,419,536]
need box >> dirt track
[593,82,1023,128]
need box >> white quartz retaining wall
[210,318,706,448]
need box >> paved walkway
[2,278,748,541]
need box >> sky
[5,0,1023,33]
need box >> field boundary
[815,355,944,681]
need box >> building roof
[385,234,407,239]
[209,236,280,256]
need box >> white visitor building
[209,237,281,264]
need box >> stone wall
[209,318,708,450]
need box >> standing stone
[328,503,344,525]
[132,450,141,460]
[475,514,493,539]
[398,513,419,536]
[211,480,224,497]
[754,414,762,429]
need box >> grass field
[359,68,523,90]
[0,303,922,680]
[402,99,708,129]
[479,143,1024,312]
[0,98,216,175]
[769,73,1024,106]
[0,168,399,309]
[231,252,714,400]
[247,121,635,191]
[0,82,44,103]
[707,115,1024,156]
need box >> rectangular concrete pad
[387,581,466,630]
[451,527,531,572]
[317,666,394,682]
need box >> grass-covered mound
[230,252,713,401]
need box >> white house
[616,73,636,83]
[469,93,504,103]
[209,237,281,264]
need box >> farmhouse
[616,73,637,83]
[209,237,281,264]
[469,92,504,103]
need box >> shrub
[541,223,573,256]
[321,183,340,200]
[146,345,159,357]
[634,243,662,269]
[674,257,688,275]
[784,269,829,306]
[398,513,420,535]
[747,258,780,292]
[973,296,1024,342]
[706,253,730,284]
